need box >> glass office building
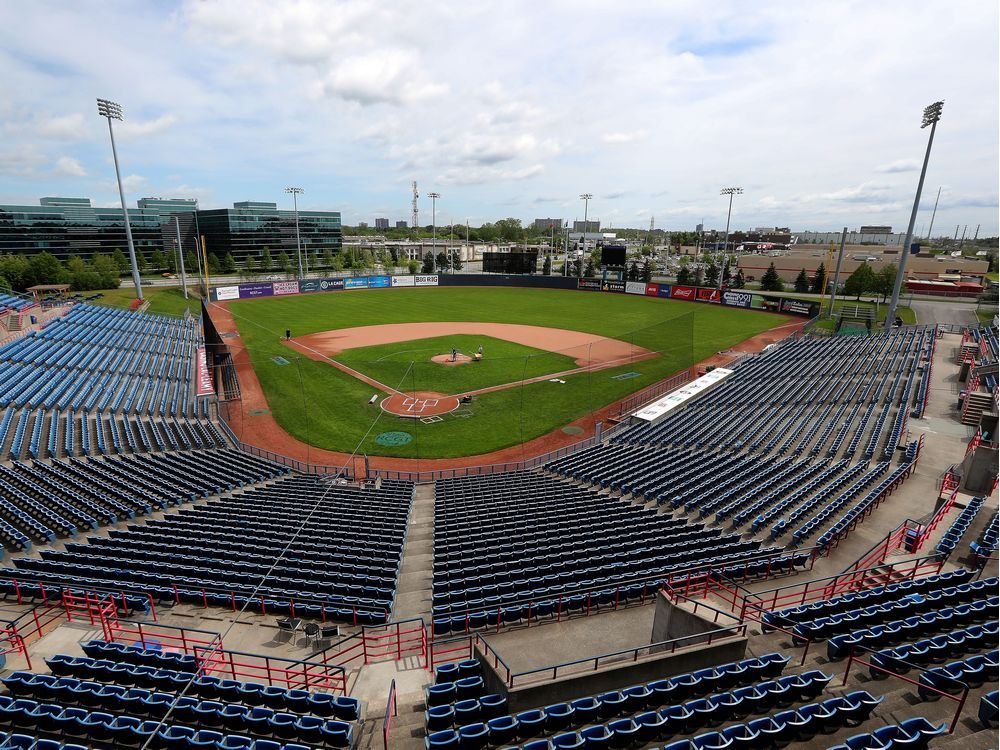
[0,197,342,265]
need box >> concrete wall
[960,445,999,494]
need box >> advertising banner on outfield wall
[345,277,369,289]
[299,278,345,293]
[645,283,660,297]
[625,281,647,295]
[780,298,821,317]
[415,275,439,286]
[238,282,273,298]
[272,281,299,296]
[215,286,239,301]
[657,284,671,298]
[722,290,753,309]
[391,275,415,287]
[696,288,721,303]
[602,280,626,293]
[369,275,391,288]
[577,279,602,291]
[670,285,696,300]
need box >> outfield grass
[228,287,785,458]
[334,334,579,393]
[93,285,200,317]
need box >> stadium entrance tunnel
[381,391,461,418]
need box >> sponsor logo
[646,283,660,297]
[272,281,299,296]
[345,277,370,289]
[238,283,273,298]
[671,285,696,300]
[195,347,214,396]
[602,281,626,293]
[657,284,672,298]
[414,275,439,286]
[391,275,415,287]
[625,281,647,295]
[320,278,345,291]
[696,288,721,303]
[369,275,391,288]
[577,279,602,291]
[780,298,818,316]
[722,291,753,308]
[298,280,321,293]
[215,286,239,301]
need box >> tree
[542,255,552,275]
[136,252,149,274]
[494,218,522,242]
[222,252,237,274]
[329,253,345,272]
[810,263,826,294]
[28,252,66,287]
[67,256,86,274]
[874,264,898,302]
[693,266,704,287]
[844,263,876,300]
[641,259,653,283]
[760,262,784,291]
[260,248,273,271]
[436,251,449,272]
[627,261,640,282]
[276,251,293,275]
[149,249,166,272]
[322,247,335,269]
[731,269,746,289]
[185,251,198,274]
[407,259,420,275]
[90,254,120,288]
[421,252,435,273]
[584,257,595,277]
[722,260,732,284]
[165,250,176,273]
[451,251,463,272]
[244,256,258,278]
[676,266,692,285]
[207,253,221,274]
[705,263,720,287]
[794,268,810,293]
[111,248,128,274]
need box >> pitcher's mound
[432,353,473,366]
[381,391,461,418]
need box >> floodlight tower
[719,187,742,288]
[411,182,419,233]
[886,101,944,328]
[428,192,441,257]
[96,98,143,300]
[284,187,305,277]
[579,193,592,277]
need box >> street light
[428,192,440,268]
[579,193,592,278]
[284,187,305,278]
[719,187,742,288]
[96,98,143,300]
[886,101,944,328]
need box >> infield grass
[227,286,786,458]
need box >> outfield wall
[208,274,821,317]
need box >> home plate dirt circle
[381,391,461,418]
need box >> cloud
[602,130,648,145]
[602,191,627,200]
[322,49,447,105]
[0,147,47,177]
[53,156,86,177]
[37,113,87,141]
[118,114,179,138]
[875,159,919,173]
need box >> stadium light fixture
[719,187,742,287]
[428,192,441,265]
[96,98,143,300]
[284,187,305,278]
[579,193,592,278]
[886,101,944,328]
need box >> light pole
[886,101,944,328]
[284,187,305,278]
[719,187,742,288]
[428,192,440,268]
[173,216,188,299]
[579,193,592,278]
[926,186,941,239]
[96,98,143,300]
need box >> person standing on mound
[451,348,458,362]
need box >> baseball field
[223,286,788,458]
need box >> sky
[1,0,997,235]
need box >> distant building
[395,220,408,229]
[374,218,389,230]
[573,220,600,233]
[532,218,563,232]
[358,222,369,229]
[859,225,892,234]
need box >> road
[907,298,980,326]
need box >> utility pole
[579,194,592,278]
[411,182,419,236]
[973,224,980,241]
[284,187,305,278]
[827,227,848,317]
[958,225,967,250]
[886,100,943,329]
[926,186,941,239]
[428,192,440,267]
[719,187,742,288]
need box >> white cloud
[602,130,648,145]
[118,114,179,138]
[37,113,87,141]
[53,156,86,177]
[875,159,919,173]
[322,50,447,106]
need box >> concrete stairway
[393,483,434,622]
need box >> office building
[396,220,408,229]
[374,218,389,230]
[532,218,563,232]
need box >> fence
[607,369,695,420]
[382,679,397,750]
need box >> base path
[207,301,803,474]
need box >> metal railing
[382,679,397,750]
[607,369,695,420]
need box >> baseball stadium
[0,274,995,750]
